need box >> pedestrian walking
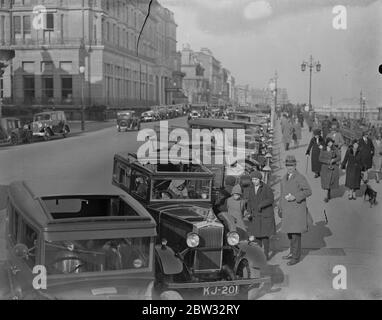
[298,113,304,128]
[306,129,324,178]
[306,113,314,133]
[292,118,302,148]
[279,155,312,266]
[319,137,341,203]
[321,116,331,140]
[246,171,275,260]
[281,114,293,151]
[372,133,382,184]
[341,140,363,200]
[326,123,345,150]
[359,131,375,183]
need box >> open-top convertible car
[2,180,157,300]
[112,153,271,299]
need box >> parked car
[117,110,140,132]
[112,153,271,300]
[0,117,32,145]
[31,111,70,141]
[141,111,155,123]
[188,111,201,121]
[2,180,157,300]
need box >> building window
[45,13,54,30]
[42,77,54,102]
[61,77,73,101]
[23,16,31,39]
[23,76,35,104]
[41,61,54,73]
[13,16,21,40]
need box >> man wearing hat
[246,171,276,260]
[359,131,375,182]
[306,129,324,178]
[326,123,345,150]
[279,155,312,266]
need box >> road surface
[1,116,381,299]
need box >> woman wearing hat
[341,139,363,200]
[225,185,248,240]
[245,171,275,260]
[319,137,341,202]
[306,129,324,178]
[279,155,312,266]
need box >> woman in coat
[246,171,275,260]
[292,118,302,148]
[306,129,324,178]
[373,133,382,183]
[319,137,342,203]
[341,140,363,200]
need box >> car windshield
[34,114,51,121]
[151,178,211,201]
[44,237,151,275]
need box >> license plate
[203,285,239,296]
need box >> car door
[6,206,40,299]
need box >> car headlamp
[133,259,143,269]
[227,232,240,246]
[186,233,200,248]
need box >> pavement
[0,116,381,299]
[258,118,382,300]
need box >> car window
[35,114,50,121]
[113,160,131,191]
[8,204,20,243]
[131,171,149,200]
[51,113,58,121]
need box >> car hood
[36,275,154,300]
[149,202,213,223]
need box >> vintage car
[117,110,140,132]
[31,111,70,140]
[112,153,271,300]
[2,180,158,300]
[188,111,201,121]
[141,111,155,123]
[0,117,32,145]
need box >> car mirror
[13,243,30,259]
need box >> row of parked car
[0,110,70,146]
[2,112,275,300]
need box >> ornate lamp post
[301,55,321,111]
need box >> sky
[159,0,381,108]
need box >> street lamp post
[301,55,321,111]
[269,71,278,130]
[79,66,86,132]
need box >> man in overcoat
[281,114,293,151]
[306,129,324,178]
[359,131,375,182]
[279,155,312,266]
[246,171,276,260]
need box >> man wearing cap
[326,123,345,150]
[359,131,375,182]
[306,129,324,178]
[246,171,276,260]
[279,155,312,266]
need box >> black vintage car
[112,153,271,300]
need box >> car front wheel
[10,134,19,145]
[44,128,53,141]
[236,259,265,300]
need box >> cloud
[162,0,378,36]
[244,1,273,20]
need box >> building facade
[0,0,178,111]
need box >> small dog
[364,184,377,208]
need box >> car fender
[235,242,267,271]
[155,245,183,276]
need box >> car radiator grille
[194,225,224,272]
